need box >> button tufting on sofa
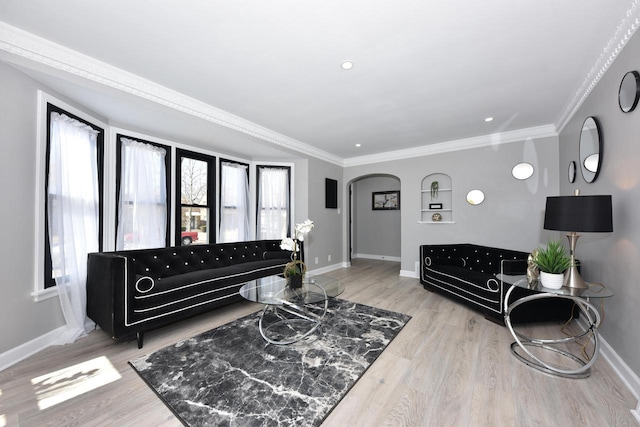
[87,239,300,349]
[420,243,576,325]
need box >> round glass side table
[503,277,613,378]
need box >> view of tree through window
[177,150,215,245]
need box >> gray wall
[558,29,640,377]
[352,176,401,259]
[0,61,65,352]
[344,136,560,275]
[305,157,343,270]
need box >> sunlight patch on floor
[30,355,121,410]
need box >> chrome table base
[505,286,602,378]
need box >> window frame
[175,148,216,245]
[37,94,105,297]
[115,134,172,249]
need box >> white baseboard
[0,326,67,371]
[307,262,349,276]
[599,334,640,420]
[353,253,401,262]
[400,269,419,279]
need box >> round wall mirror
[466,190,485,205]
[619,71,640,113]
[568,161,576,183]
[511,162,534,180]
[579,117,602,183]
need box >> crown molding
[343,124,558,167]
[0,21,343,166]
[556,0,640,132]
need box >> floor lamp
[543,193,613,290]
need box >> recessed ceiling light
[355,143,361,147]
[484,117,494,122]
[341,61,354,70]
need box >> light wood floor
[1,259,637,426]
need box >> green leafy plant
[533,240,571,274]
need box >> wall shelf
[421,173,453,223]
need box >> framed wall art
[372,190,400,210]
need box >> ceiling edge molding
[0,21,343,166]
[555,0,640,133]
[343,124,558,167]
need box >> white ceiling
[0,1,638,164]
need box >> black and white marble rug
[129,298,411,426]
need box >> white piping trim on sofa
[134,282,244,313]
[122,256,286,327]
[134,263,287,299]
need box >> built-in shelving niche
[420,173,453,223]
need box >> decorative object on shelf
[430,181,439,199]
[568,161,576,183]
[578,116,602,183]
[431,212,442,222]
[511,162,534,180]
[280,219,314,288]
[372,190,400,210]
[618,70,640,113]
[429,203,442,210]
[526,249,539,284]
[533,240,571,289]
[466,189,485,205]
[543,190,613,290]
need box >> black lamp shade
[544,195,613,232]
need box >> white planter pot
[540,271,564,289]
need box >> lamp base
[564,232,587,290]
[564,265,587,290]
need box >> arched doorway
[348,174,401,263]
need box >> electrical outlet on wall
[328,254,332,262]
[314,257,319,264]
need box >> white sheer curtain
[257,167,290,239]
[220,161,250,242]
[47,112,100,343]
[116,138,167,250]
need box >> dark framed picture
[372,191,400,210]
[429,203,443,210]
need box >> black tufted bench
[87,239,297,348]
[420,243,576,324]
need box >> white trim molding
[0,21,343,167]
[0,326,67,371]
[353,253,402,262]
[599,335,640,421]
[556,0,640,132]
[344,125,558,167]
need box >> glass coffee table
[239,275,344,345]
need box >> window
[176,149,215,245]
[256,166,290,239]
[115,135,171,250]
[219,160,250,243]
[44,103,104,289]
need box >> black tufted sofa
[87,239,297,348]
[420,243,575,324]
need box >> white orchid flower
[280,237,296,252]
[295,219,314,238]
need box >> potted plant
[280,219,314,288]
[533,240,571,289]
